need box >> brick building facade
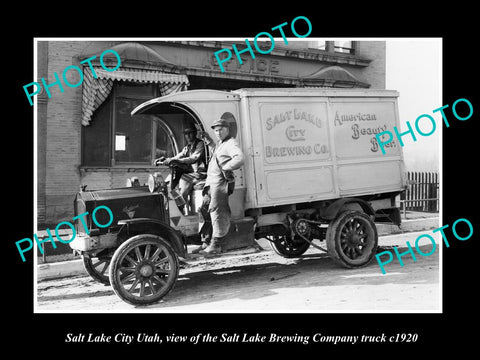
[36,39,386,226]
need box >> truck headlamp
[148,172,165,193]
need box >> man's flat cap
[211,119,230,129]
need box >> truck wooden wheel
[82,255,111,285]
[268,235,311,258]
[326,210,378,268]
[109,234,179,305]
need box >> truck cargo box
[132,88,406,211]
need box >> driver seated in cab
[154,127,206,210]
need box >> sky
[385,39,442,172]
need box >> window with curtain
[305,41,356,54]
[334,41,355,54]
[308,40,327,50]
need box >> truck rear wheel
[326,210,378,268]
[109,234,179,305]
[268,234,310,258]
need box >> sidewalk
[36,211,439,281]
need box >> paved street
[35,231,441,313]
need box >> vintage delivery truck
[70,88,406,305]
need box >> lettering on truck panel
[332,102,400,157]
[261,105,330,163]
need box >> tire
[326,210,378,268]
[82,255,111,285]
[109,234,179,306]
[268,234,311,258]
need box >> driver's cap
[182,127,197,134]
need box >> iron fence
[400,171,439,215]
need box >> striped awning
[81,67,189,126]
[94,67,189,84]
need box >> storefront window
[82,98,111,166]
[114,98,153,164]
[82,82,179,167]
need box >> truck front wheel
[326,210,378,268]
[109,234,179,305]
[82,255,111,285]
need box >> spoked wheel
[267,234,310,258]
[109,234,179,305]
[82,255,111,285]
[326,210,378,268]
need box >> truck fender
[116,218,187,258]
[323,198,375,221]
